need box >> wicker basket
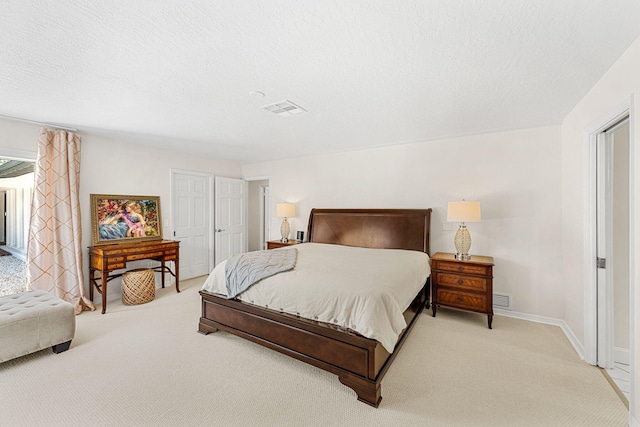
[122,268,155,305]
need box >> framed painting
[90,194,163,245]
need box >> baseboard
[494,309,585,360]
[1,245,26,261]
[614,347,630,365]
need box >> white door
[214,177,247,266]
[172,170,213,279]
[595,118,630,369]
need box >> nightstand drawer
[434,272,488,292]
[267,240,299,250]
[432,260,491,276]
[436,289,487,312]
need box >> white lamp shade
[276,203,296,218]
[447,201,481,223]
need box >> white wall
[562,34,640,424]
[242,125,564,319]
[0,117,242,300]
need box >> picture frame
[90,194,163,245]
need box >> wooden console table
[89,240,180,314]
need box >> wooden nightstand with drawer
[431,252,495,328]
[266,240,300,250]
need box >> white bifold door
[214,177,247,267]
[172,170,213,280]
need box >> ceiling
[1,1,640,164]
[0,159,34,179]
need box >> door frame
[170,168,215,277]
[260,183,271,250]
[583,97,634,370]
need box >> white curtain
[26,128,95,314]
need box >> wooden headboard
[306,208,432,255]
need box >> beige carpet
[0,254,26,297]
[0,277,628,426]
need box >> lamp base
[280,218,290,243]
[453,224,472,261]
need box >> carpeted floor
[0,254,26,296]
[0,276,628,426]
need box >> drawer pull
[457,266,463,272]
[456,296,464,303]
[457,279,464,285]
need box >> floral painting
[90,194,162,245]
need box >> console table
[88,240,180,314]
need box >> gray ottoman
[0,290,75,363]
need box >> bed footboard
[198,284,426,407]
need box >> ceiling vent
[261,100,307,117]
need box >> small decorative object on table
[122,268,155,305]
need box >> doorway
[247,179,270,251]
[584,105,632,404]
[0,152,36,260]
[597,118,630,399]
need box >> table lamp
[276,203,296,243]
[447,201,481,260]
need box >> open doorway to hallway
[247,178,270,252]
[0,157,35,296]
[584,104,632,408]
[597,118,631,401]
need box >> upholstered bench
[0,290,75,363]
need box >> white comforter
[201,243,430,353]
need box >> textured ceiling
[1,1,640,164]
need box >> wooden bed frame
[198,208,432,407]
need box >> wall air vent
[493,292,512,310]
[261,100,307,117]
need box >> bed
[198,208,432,407]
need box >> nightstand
[431,252,494,328]
[266,240,300,250]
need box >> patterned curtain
[26,128,95,314]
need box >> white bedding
[201,242,430,353]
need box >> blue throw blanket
[225,248,298,299]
